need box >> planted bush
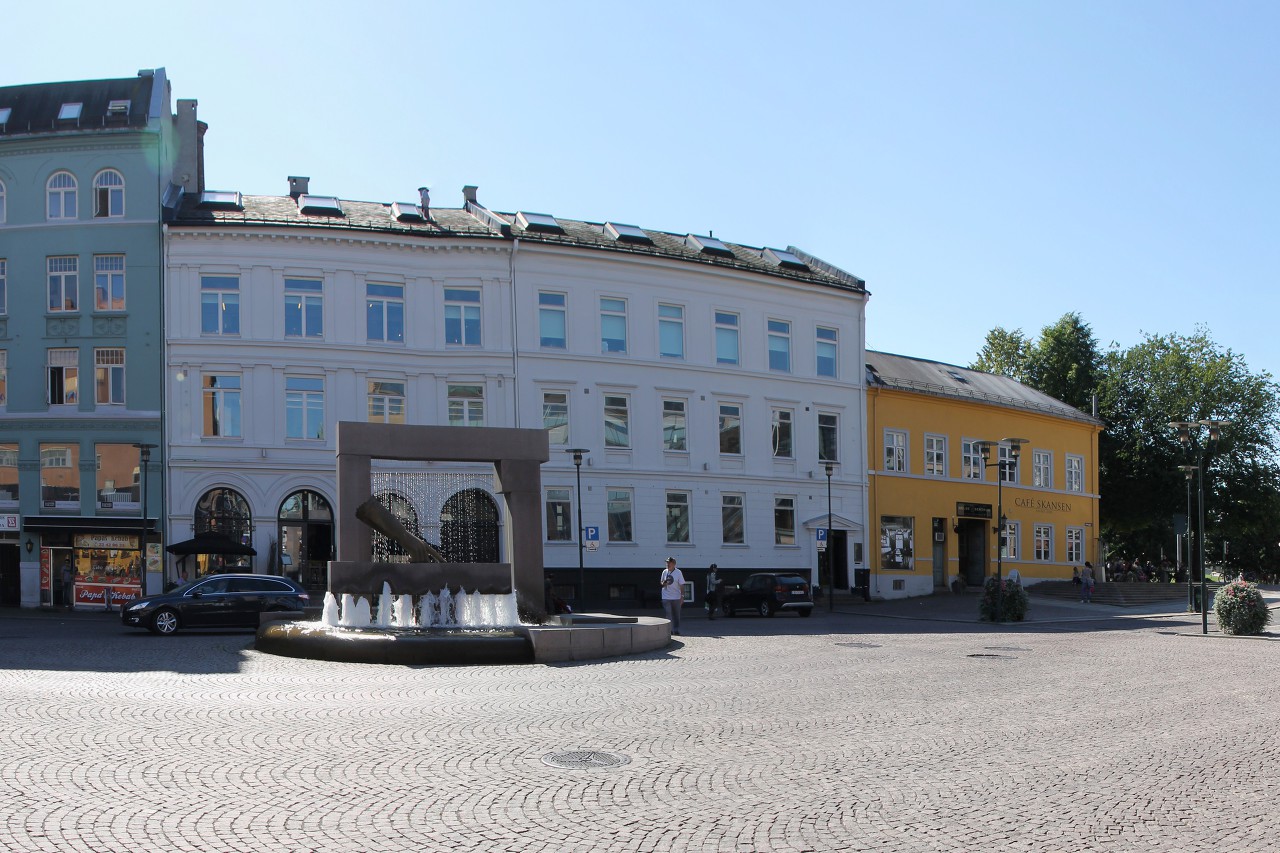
[1213,578,1271,636]
[979,576,1029,622]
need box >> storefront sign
[0,514,18,531]
[956,502,992,519]
[74,583,139,608]
[74,533,138,550]
[1012,497,1074,513]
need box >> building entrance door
[0,544,19,607]
[957,519,988,587]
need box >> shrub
[979,576,1029,622]
[1213,578,1271,636]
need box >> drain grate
[542,750,631,770]
[836,642,882,648]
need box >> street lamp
[1170,418,1230,634]
[133,443,157,599]
[1177,464,1198,612]
[566,448,589,608]
[824,460,834,612]
[975,437,1028,623]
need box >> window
[772,408,793,458]
[1001,520,1020,560]
[92,169,125,218]
[768,320,791,372]
[715,311,739,365]
[285,377,324,439]
[962,439,984,480]
[600,297,627,353]
[48,256,78,312]
[47,171,77,220]
[658,303,684,359]
[94,255,125,311]
[816,327,838,377]
[818,413,839,462]
[539,292,566,348]
[444,288,481,346]
[607,488,633,542]
[662,399,687,451]
[545,488,572,541]
[203,375,242,437]
[774,496,796,545]
[48,348,78,404]
[542,391,569,445]
[368,380,405,424]
[201,275,240,335]
[284,278,323,338]
[1066,526,1084,564]
[447,384,485,427]
[1066,455,1084,493]
[366,283,404,343]
[0,180,5,223]
[0,259,6,315]
[1033,450,1052,488]
[94,348,125,404]
[925,435,947,477]
[719,403,742,454]
[0,441,18,503]
[666,491,691,543]
[604,394,630,448]
[721,493,745,544]
[40,442,80,508]
[96,443,139,509]
[1000,445,1019,483]
[881,516,915,570]
[884,430,907,472]
[1034,524,1053,561]
[0,350,6,406]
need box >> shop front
[69,532,143,609]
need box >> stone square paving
[0,592,1276,852]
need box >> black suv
[720,573,814,618]
[122,574,310,635]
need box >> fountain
[255,422,670,665]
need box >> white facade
[164,195,869,601]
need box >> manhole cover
[836,642,882,648]
[984,646,1030,652]
[967,653,1013,659]
[542,750,631,770]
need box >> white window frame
[925,434,947,477]
[774,495,797,546]
[0,179,6,224]
[538,291,567,349]
[285,376,325,440]
[1066,454,1084,493]
[715,311,739,365]
[721,492,745,544]
[658,303,685,359]
[1066,526,1084,564]
[1034,524,1053,562]
[444,288,482,346]
[772,408,794,459]
[604,393,630,449]
[48,348,79,405]
[366,282,405,344]
[544,487,573,542]
[48,256,78,312]
[607,487,634,542]
[94,347,125,405]
[816,326,838,378]
[962,439,985,480]
[767,319,791,372]
[367,380,405,424]
[665,490,691,544]
[999,444,1019,483]
[284,278,324,339]
[600,297,628,354]
[92,168,125,218]
[718,402,742,455]
[542,391,569,446]
[1033,449,1052,489]
[662,398,687,452]
[447,384,485,427]
[0,350,7,407]
[1002,520,1021,560]
[0,258,6,315]
[47,171,77,220]
[818,412,839,463]
[201,275,240,335]
[884,429,907,473]
[203,374,242,438]
[94,255,126,312]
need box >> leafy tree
[971,327,1030,380]
[1024,313,1101,413]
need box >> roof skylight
[298,195,343,216]
[516,211,563,233]
[0,108,10,125]
[686,234,733,256]
[392,201,425,222]
[199,190,243,210]
[58,102,83,121]
[107,99,131,114]
[763,247,810,271]
[604,222,652,244]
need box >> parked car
[122,574,310,635]
[720,573,814,617]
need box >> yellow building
[865,352,1102,599]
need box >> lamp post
[133,442,157,599]
[824,460,834,612]
[976,438,1028,623]
[566,448,588,608]
[1178,464,1197,612]
[1169,418,1230,634]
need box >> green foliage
[971,327,1031,381]
[1024,313,1101,412]
[1212,578,1271,636]
[979,576,1029,622]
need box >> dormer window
[515,211,562,233]
[107,99,130,115]
[763,247,810,271]
[297,195,343,216]
[199,190,243,210]
[604,222,652,244]
[391,201,424,222]
[685,234,733,256]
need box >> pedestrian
[705,564,721,621]
[660,556,685,635]
[1072,566,1081,586]
[60,559,74,608]
[1082,561,1095,603]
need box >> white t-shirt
[660,567,685,601]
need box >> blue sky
[9,1,1277,383]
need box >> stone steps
[1028,579,1218,607]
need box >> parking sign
[584,525,600,552]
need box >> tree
[970,327,1030,381]
[1024,313,1101,413]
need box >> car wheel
[721,600,734,618]
[758,600,775,618]
[150,608,180,635]
[797,607,813,618]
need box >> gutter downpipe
[510,238,520,426]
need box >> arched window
[93,169,125,218]
[193,487,253,575]
[0,178,6,224]
[439,488,500,563]
[370,491,421,562]
[277,489,334,587]
[46,171,77,220]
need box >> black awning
[165,531,256,557]
[23,515,156,533]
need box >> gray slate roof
[865,350,1101,425]
[169,192,866,294]
[0,75,155,135]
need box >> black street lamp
[1170,418,1229,634]
[133,443,157,599]
[975,437,1028,623]
[1178,464,1198,612]
[824,460,834,612]
[566,448,589,607]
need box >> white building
[164,180,869,607]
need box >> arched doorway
[193,487,254,576]
[278,490,334,589]
[370,491,421,562]
[439,488,500,563]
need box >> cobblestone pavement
[0,596,1277,853]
